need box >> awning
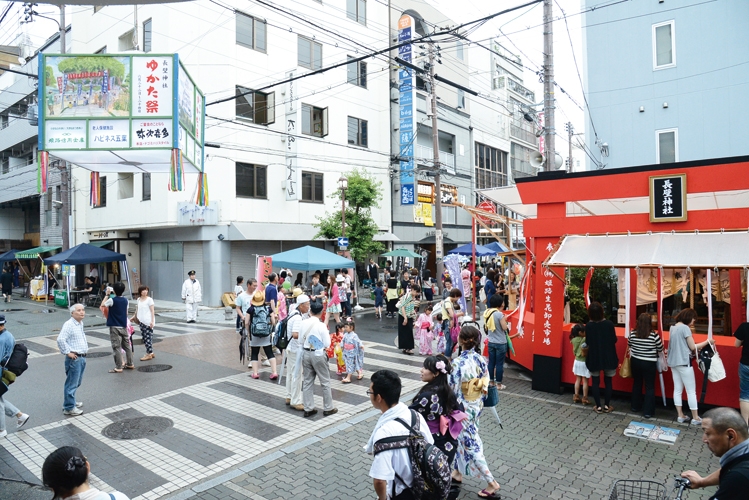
[89,240,113,248]
[545,232,749,268]
[16,246,62,259]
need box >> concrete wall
[583,0,749,169]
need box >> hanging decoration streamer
[624,269,631,335]
[707,269,713,339]
[196,172,209,206]
[657,267,663,335]
[170,149,184,191]
[516,264,532,337]
[583,267,594,308]
[90,171,100,207]
[38,151,49,193]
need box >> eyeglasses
[366,390,375,396]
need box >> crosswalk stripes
[0,340,428,500]
[21,322,230,360]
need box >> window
[652,21,675,69]
[346,0,366,25]
[301,172,324,203]
[142,173,151,200]
[347,117,368,147]
[656,129,678,164]
[236,12,267,52]
[1,157,8,174]
[93,176,107,208]
[346,56,367,88]
[475,143,508,191]
[118,173,134,199]
[236,162,267,198]
[456,40,464,60]
[301,104,328,137]
[118,29,136,51]
[151,242,183,262]
[143,19,152,52]
[457,89,465,109]
[235,86,275,125]
[298,36,322,70]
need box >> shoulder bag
[618,346,632,378]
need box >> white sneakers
[17,413,29,429]
[63,407,83,416]
[0,430,7,438]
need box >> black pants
[387,298,398,314]
[631,357,657,416]
[250,345,273,361]
[590,373,613,408]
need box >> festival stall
[480,156,749,408]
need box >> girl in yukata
[341,319,364,383]
[417,305,434,355]
[434,313,446,353]
[449,325,501,499]
[327,323,346,376]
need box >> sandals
[573,395,582,404]
[250,373,260,379]
[478,488,501,499]
[581,398,591,405]
[342,379,351,384]
[108,368,123,374]
[594,406,603,414]
[604,405,615,413]
[124,364,135,370]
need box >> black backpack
[250,305,272,337]
[373,410,452,500]
[5,343,29,377]
[274,311,300,350]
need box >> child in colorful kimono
[435,313,446,353]
[327,323,346,376]
[417,305,434,355]
[341,319,364,383]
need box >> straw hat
[292,288,304,298]
[250,290,265,306]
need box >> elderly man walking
[56,304,88,416]
[299,302,337,418]
[285,294,309,411]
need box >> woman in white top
[666,308,713,425]
[43,446,130,500]
[133,285,156,361]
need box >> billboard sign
[398,15,416,204]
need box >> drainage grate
[0,309,24,312]
[102,416,173,440]
[137,364,172,373]
[86,352,111,359]
[30,309,57,314]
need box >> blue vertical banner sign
[398,14,416,205]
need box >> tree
[314,169,384,262]
[566,268,619,324]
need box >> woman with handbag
[667,308,714,425]
[397,285,420,355]
[585,302,618,414]
[628,313,664,418]
[448,325,501,499]
[133,285,156,361]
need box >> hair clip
[435,360,447,374]
[65,456,85,472]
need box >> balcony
[0,159,38,204]
[414,144,456,174]
[510,125,538,147]
[0,115,37,153]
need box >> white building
[62,1,392,303]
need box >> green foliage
[567,268,619,324]
[45,66,55,86]
[314,169,384,262]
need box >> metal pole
[567,122,573,172]
[543,0,555,171]
[341,187,346,237]
[430,43,444,284]
[59,5,65,54]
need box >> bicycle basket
[607,480,666,500]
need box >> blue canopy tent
[44,243,129,305]
[269,245,355,272]
[0,249,17,263]
[484,241,510,254]
[447,243,497,257]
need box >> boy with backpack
[367,369,449,500]
[0,315,30,435]
[247,290,278,380]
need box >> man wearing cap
[299,302,338,418]
[181,271,202,323]
[0,315,29,435]
[56,304,88,417]
[285,294,310,410]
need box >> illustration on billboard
[44,56,130,118]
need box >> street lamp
[338,176,348,237]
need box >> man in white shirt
[300,302,337,418]
[181,271,202,323]
[285,294,309,411]
[366,369,433,500]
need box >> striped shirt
[57,317,88,355]
[627,331,663,362]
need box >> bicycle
[607,477,691,500]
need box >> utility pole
[429,43,444,282]
[565,122,573,172]
[543,0,555,171]
[59,5,69,250]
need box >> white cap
[296,294,310,305]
